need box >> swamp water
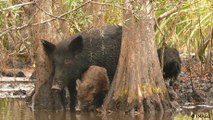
[0,76,213,120]
[0,98,213,120]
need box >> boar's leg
[67,81,77,111]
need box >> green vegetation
[155,0,212,52]
[0,0,212,65]
[63,0,92,33]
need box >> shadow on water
[0,98,213,120]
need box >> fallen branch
[157,1,182,22]
[0,1,35,12]
[90,1,129,11]
[0,0,91,37]
[34,2,66,21]
[154,16,164,36]
[0,0,128,37]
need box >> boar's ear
[69,35,83,54]
[42,39,56,55]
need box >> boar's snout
[51,84,62,91]
[51,78,64,91]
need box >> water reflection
[34,111,104,120]
[0,98,213,120]
[0,98,33,120]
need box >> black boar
[42,25,122,110]
[76,65,109,111]
[157,47,181,83]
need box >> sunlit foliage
[0,0,212,64]
[155,0,212,53]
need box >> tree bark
[32,0,69,110]
[83,0,105,28]
[104,0,172,113]
[21,0,35,65]
[92,0,105,27]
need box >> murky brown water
[0,98,212,120]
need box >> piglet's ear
[69,35,83,54]
[42,39,56,55]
